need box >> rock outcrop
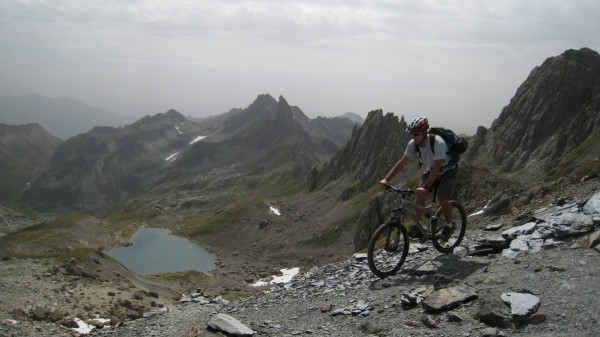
[468,47,600,179]
[316,109,416,192]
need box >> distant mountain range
[6,94,361,215]
[1,48,599,220]
[337,112,364,124]
[0,94,140,140]
[0,94,365,141]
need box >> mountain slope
[0,123,62,205]
[19,110,205,215]
[2,49,600,337]
[174,95,344,175]
[466,47,600,180]
[317,110,409,190]
[17,95,358,215]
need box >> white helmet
[406,117,429,133]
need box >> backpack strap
[429,134,435,154]
[415,134,436,169]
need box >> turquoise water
[106,228,216,275]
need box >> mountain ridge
[0,123,62,204]
[0,94,139,140]
[467,47,600,180]
[13,96,358,215]
[0,47,600,336]
[18,110,204,214]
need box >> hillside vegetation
[0,48,599,336]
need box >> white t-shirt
[404,134,453,174]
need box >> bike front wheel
[431,200,467,253]
[367,221,409,278]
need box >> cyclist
[378,116,457,240]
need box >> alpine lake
[105,227,216,275]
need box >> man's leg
[415,173,429,221]
[436,169,457,240]
[436,168,457,221]
[437,196,453,223]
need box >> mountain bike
[367,184,467,278]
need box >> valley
[1,48,600,336]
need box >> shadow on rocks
[367,254,488,290]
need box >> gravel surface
[1,180,599,337]
[87,231,599,337]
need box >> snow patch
[269,206,281,216]
[251,267,300,287]
[71,317,110,334]
[191,136,206,144]
[469,200,490,217]
[165,152,179,162]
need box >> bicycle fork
[386,214,404,252]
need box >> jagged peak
[130,109,189,129]
[278,95,288,106]
[562,47,599,59]
[273,97,294,127]
[250,94,277,108]
[165,109,183,116]
[362,109,401,126]
[477,47,600,177]
[335,112,364,124]
[363,109,384,122]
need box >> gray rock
[500,292,541,319]
[509,238,529,252]
[541,211,592,227]
[502,222,537,239]
[543,238,565,248]
[476,294,513,328]
[422,285,478,311]
[207,313,255,336]
[583,192,600,215]
[501,248,521,259]
[588,230,600,248]
[484,223,504,231]
[353,253,367,261]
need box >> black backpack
[415,127,468,169]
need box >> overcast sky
[1,0,598,135]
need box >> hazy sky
[1,1,598,134]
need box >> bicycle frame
[368,184,468,278]
[386,186,439,239]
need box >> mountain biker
[378,116,457,240]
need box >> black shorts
[421,168,457,198]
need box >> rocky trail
[88,192,600,337]
[2,187,599,337]
[89,240,599,337]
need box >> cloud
[0,0,599,134]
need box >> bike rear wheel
[367,221,409,278]
[431,200,467,253]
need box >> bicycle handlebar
[383,184,415,196]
